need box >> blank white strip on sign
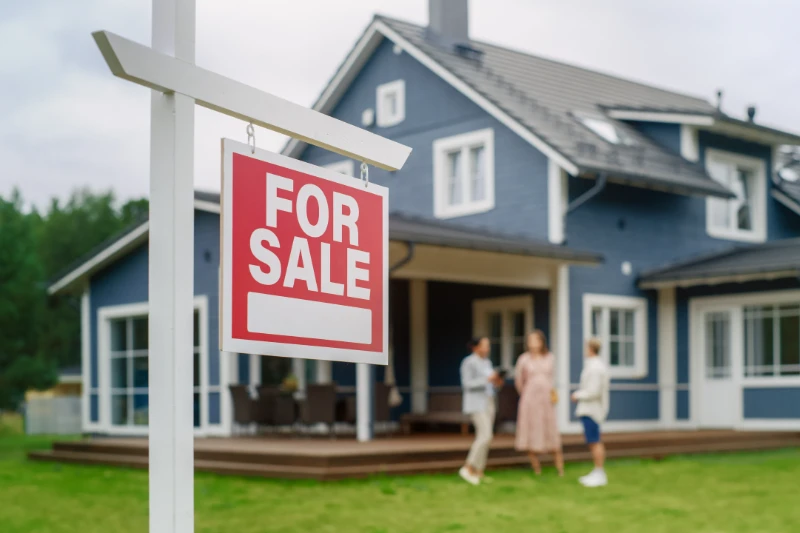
[247,293,372,344]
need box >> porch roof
[48,191,602,295]
[389,213,602,264]
[638,239,800,289]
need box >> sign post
[93,2,410,532]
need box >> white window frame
[96,296,217,436]
[324,160,354,177]
[472,295,534,371]
[583,293,648,379]
[690,289,800,388]
[433,128,495,219]
[376,79,405,128]
[705,148,767,243]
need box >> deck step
[28,435,800,480]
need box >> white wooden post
[552,265,571,431]
[147,1,195,532]
[356,363,374,442]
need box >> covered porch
[235,214,601,441]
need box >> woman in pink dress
[515,330,564,476]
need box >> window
[324,160,354,177]
[473,295,533,370]
[376,79,405,128]
[705,149,766,242]
[744,304,800,377]
[705,311,732,379]
[433,128,495,219]
[576,115,637,146]
[583,294,648,378]
[107,308,209,428]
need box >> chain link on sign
[246,123,255,154]
[360,162,369,188]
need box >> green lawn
[1,416,798,533]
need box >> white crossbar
[92,30,412,171]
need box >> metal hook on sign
[246,123,256,154]
[360,162,369,188]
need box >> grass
[0,417,798,533]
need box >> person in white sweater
[571,338,610,487]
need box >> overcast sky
[2,0,799,208]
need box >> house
[49,1,800,438]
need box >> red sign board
[220,140,388,365]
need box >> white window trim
[691,289,800,387]
[582,293,648,379]
[96,296,217,436]
[376,79,405,128]
[472,294,534,370]
[324,160,355,177]
[433,128,495,219]
[705,148,767,243]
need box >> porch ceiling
[388,215,601,289]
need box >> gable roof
[283,15,736,199]
[48,191,602,295]
[638,239,800,289]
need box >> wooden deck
[29,430,800,480]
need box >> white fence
[24,397,81,435]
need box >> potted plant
[280,374,298,393]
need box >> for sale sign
[220,139,388,365]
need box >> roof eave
[606,108,800,146]
[639,268,800,290]
[578,167,735,199]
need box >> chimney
[747,105,757,122]
[427,0,470,49]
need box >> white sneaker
[459,466,480,486]
[578,471,594,483]
[580,470,607,488]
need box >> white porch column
[80,287,90,432]
[658,287,677,427]
[356,363,374,441]
[551,265,571,430]
[410,279,429,414]
[316,360,332,383]
[249,354,260,387]
[292,358,306,396]
[147,0,195,532]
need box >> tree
[35,190,149,369]
[0,190,56,409]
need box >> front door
[698,309,738,427]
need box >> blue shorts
[580,416,601,444]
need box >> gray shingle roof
[638,239,800,288]
[377,16,732,198]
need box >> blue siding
[238,354,250,384]
[89,212,222,430]
[626,121,681,155]
[565,180,728,388]
[744,388,800,419]
[90,394,99,423]
[300,38,550,240]
[569,390,659,422]
[676,389,690,420]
